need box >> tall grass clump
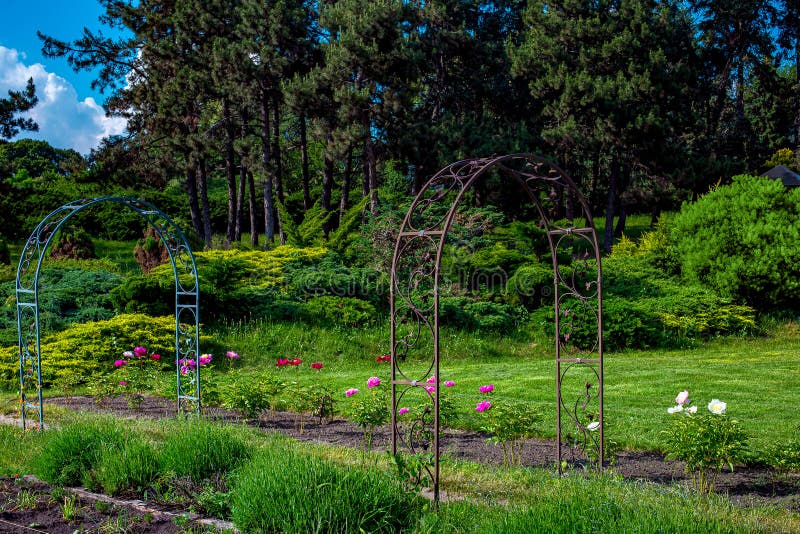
[34,415,123,486]
[419,475,777,533]
[159,419,250,481]
[94,434,160,495]
[0,424,42,476]
[230,446,424,533]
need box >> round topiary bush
[671,175,800,309]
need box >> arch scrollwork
[15,197,201,429]
[390,154,604,503]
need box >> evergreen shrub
[0,313,186,388]
[671,175,800,309]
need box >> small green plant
[344,377,389,451]
[474,384,541,465]
[223,374,283,419]
[60,493,80,521]
[113,345,164,409]
[15,489,39,510]
[663,390,749,493]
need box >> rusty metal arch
[16,197,201,430]
[390,154,603,502]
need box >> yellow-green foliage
[765,147,797,170]
[150,245,328,289]
[660,305,757,338]
[0,313,208,388]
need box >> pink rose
[675,390,689,405]
[479,384,494,394]
[425,386,435,393]
[151,353,161,361]
[133,346,147,358]
[226,351,240,359]
[444,380,455,387]
[426,375,437,384]
[398,407,410,415]
[114,359,126,367]
[367,376,381,388]
[345,388,359,397]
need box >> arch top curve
[389,154,604,503]
[16,196,202,430]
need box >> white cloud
[0,46,127,155]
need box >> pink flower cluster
[475,384,495,412]
[276,357,303,367]
[475,400,492,412]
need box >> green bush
[283,253,388,308]
[159,420,251,482]
[0,313,187,388]
[671,175,800,309]
[34,416,124,487]
[302,296,377,326]
[230,443,423,533]
[0,265,124,346]
[112,246,328,321]
[505,262,555,309]
[440,297,526,332]
[531,253,757,350]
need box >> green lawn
[203,318,800,457]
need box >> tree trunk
[235,163,247,242]
[340,148,353,222]
[197,159,213,248]
[248,171,258,248]
[614,203,627,237]
[222,97,237,244]
[260,90,275,246]
[363,112,379,214]
[300,112,311,211]
[272,93,284,201]
[185,163,202,237]
[603,157,618,254]
[322,154,335,237]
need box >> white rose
[667,405,683,414]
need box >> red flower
[311,362,323,370]
[276,358,290,367]
[289,358,303,366]
[376,354,391,363]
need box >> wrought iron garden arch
[390,154,603,502]
[16,197,201,430]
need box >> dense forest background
[0,0,798,251]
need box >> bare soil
[3,392,798,532]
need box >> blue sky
[0,1,129,154]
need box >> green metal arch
[16,197,201,429]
